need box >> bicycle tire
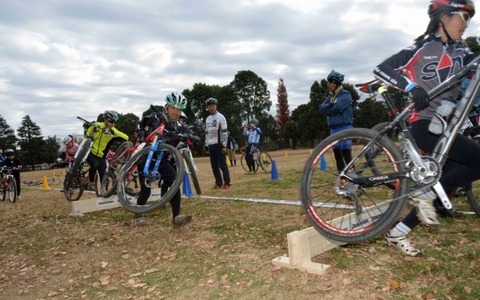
[258,151,273,173]
[124,167,140,197]
[4,177,17,203]
[117,143,185,215]
[71,139,92,176]
[183,150,201,195]
[63,171,84,201]
[101,141,134,198]
[101,169,117,198]
[301,128,409,244]
[240,153,260,173]
[461,182,480,216]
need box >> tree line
[2,37,478,170]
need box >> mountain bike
[359,79,480,217]
[63,117,102,201]
[117,113,185,215]
[1,167,18,202]
[240,144,273,173]
[178,138,201,195]
[301,55,480,244]
[100,140,140,198]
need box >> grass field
[1,148,480,299]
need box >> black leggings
[402,120,480,228]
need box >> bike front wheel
[257,151,273,173]
[117,144,185,215]
[63,172,84,201]
[2,177,17,202]
[301,128,408,244]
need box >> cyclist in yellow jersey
[86,110,128,190]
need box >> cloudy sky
[1,0,478,139]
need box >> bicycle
[177,138,201,195]
[117,111,185,215]
[100,140,140,198]
[240,144,273,173]
[63,117,102,201]
[1,167,18,202]
[301,55,480,244]
[359,79,480,217]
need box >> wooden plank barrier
[71,189,161,216]
[272,201,390,275]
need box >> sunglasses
[451,11,471,24]
[106,118,116,123]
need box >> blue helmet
[327,70,345,85]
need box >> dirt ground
[0,149,475,299]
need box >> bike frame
[347,55,480,210]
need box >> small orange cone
[284,151,288,157]
[43,176,51,190]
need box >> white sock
[389,222,411,237]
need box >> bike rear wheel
[183,150,201,195]
[301,128,408,243]
[240,153,260,173]
[117,144,185,215]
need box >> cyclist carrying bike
[135,92,199,227]
[243,119,262,174]
[0,149,23,199]
[86,111,128,191]
[373,0,480,256]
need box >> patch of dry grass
[0,149,479,299]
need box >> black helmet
[428,0,475,19]
[327,70,345,85]
[206,98,218,105]
[104,110,119,122]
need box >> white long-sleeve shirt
[205,111,228,147]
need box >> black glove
[410,86,429,111]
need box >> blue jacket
[318,88,353,128]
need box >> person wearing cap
[373,0,479,256]
[318,70,353,173]
[85,110,128,190]
[205,98,231,190]
[135,92,199,227]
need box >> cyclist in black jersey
[135,92,199,227]
[374,0,479,256]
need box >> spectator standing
[0,149,23,199]
[205,98,231,189]
[226,133,238,167]
[243,120,262,174]
[318,70,353,172]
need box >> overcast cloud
[1,0,478,138]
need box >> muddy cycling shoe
[385,233,422,257]
[411,198,440,226]
[173,215,192,229]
